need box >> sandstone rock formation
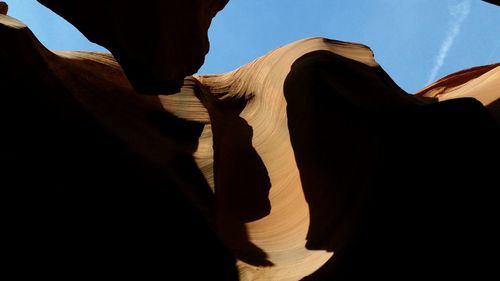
[416,63,500,124]
[1,12,237,280]
[2,2,500,281]
[0,1,7,15]
[37,0,229,94]
[483,0,500,6]
[175,37,499,280]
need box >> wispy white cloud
[427,0,471,85]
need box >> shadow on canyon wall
[196,88,273,266]
[0,52,239,280]
[284,50,500,280]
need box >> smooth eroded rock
[38,0,229,94]
[1,13,237,279]
[2,10,499,281]
[170,37,500,280]
[416,63,500,123]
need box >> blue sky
[6,0,500,93]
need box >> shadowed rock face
[0,1,7,15]
[38,0,229,94]
[416,63,500,124]
[0,13,238,280]
[3,5,500,281]
[483,0,500,6]
[189,38,500,280]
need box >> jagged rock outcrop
[2,6,499,281]
[37,0,229,94]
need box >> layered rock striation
[2,2,500,280]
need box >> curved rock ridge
[162,37,499,280]
[33,0,499,95]
[37,0,229,94]
[192,38,384,280]
[3,12,500,281]
[416,63,500,123]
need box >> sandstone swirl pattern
[417,63,500,123]
[2,4,500,280]
[179,38,419,280]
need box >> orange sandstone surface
[416,63,500,123]
[2,2,499,280]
